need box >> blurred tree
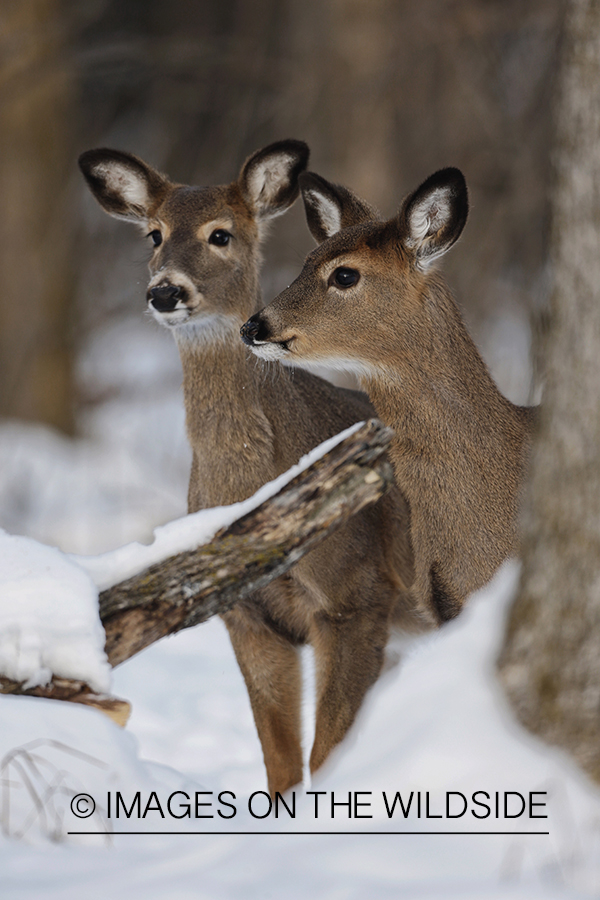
[498,0,600,783]
[75,0,562,404]
[0,0,76,432]
[0,0,563,430]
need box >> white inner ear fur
[94,162,151,211]
[305,190,342,237]
[407,186,452,244]
[246,154,295,213]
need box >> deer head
[79,141,309,339]
[241,167,468,376]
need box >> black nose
[240,314,270,345]
[148,284,182,312]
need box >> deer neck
[365,284,518,451]
[361,283,532,593]
[177,327,249,408]
[174,320,276,509]
[173,267,264,429]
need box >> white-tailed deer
[79,142,425,796]
[242,167,536,620]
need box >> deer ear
[399,168,468,270]
[238,140,309,220]
[300,172,377,243]
[78,149,170,223]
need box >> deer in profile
[79,142,426,796]
[242,167,536,621]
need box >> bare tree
[0,0,76,431]
[74,0,562,403]
[498,0,600,783]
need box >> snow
[0,421,361,696]
[72,420,363,591]
[1,323,599,897]
[0,531,110,693]
[2,562,600,898]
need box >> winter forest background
[3,1,600,897]
[1,0,559,452]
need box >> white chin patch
[249,344,374,378]
[150,306,190,328]
[295,356,377,380]
[173,313,240,346]
[249,341,289,362]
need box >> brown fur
[244,168,536,626]
[79,143,423,797]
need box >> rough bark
[497,0,600,782]
[100,418,394,664]
[1,420,394,722]
[0,0,76,431]
[0,676,131,727]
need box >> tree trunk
[0,0,76,432]
[497,0,600,782]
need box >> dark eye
[148,230,162,247]
[209,229,231,246]
[331,267,359,288]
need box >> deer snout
[148,284,184,312]
[240,314,271,346]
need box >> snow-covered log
[1,419,393,717]
[100,418,393,665]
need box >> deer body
[79,143,419,796]
[242,168,535,623]
[362,281,535,619]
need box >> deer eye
[209,229,231,246]
[148,230,162,247]
[331,267,359,288]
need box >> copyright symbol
[71,793,96,818]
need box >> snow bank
[0,531,110,693]
[2,562,600,898]
[0,695,202,847]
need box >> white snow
[0,421,362,697]
[0,530,110,693]
[0,323,598,898]
[1,561,600,899]
[71,420,364,591]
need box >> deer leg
[308,606,391,775]
[222,604,304,797]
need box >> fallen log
[1,420,394,722]
[0,676,131,727]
